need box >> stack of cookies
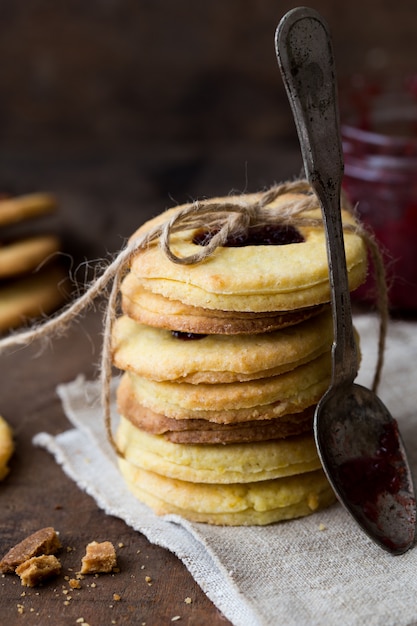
[0,193,67,333]
[111,189,368,525]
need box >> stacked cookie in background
[111,189,368,525]
[0,193,67,333]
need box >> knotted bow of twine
[0,180,388,456]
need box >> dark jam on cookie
[192,224,304,247]
[171,331,207,341]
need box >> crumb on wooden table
[80,541,117,574]
[15,555,61,587]
[0,527,61,574]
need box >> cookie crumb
[15,554,61,587]
[80,541,117,575]
[318,523,327,531]
[0,527,61,574]
[184,597,192,604]
[113,593,121,601]
[69,578,81,589]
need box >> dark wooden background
[0,0,415,260]
[0,2,415,624]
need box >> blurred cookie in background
[0,192,69,333]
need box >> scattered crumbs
[64,600,70,606]
[140,565,145,570]
[145,576,152,584]
[171,617,181,622]
[76,618,84,623]
[69,578,82,589]
[63,588,69,595]
[76,573,85,580]
[17,603,24,614]
[64,575,70,581]
[136,549,141,554]
[90,582,97,588]
[184,597,192,604]
[318,523,327,531]
[113,593,121,601]
[118,543,124,548]
[20,591,26,597]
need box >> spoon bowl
[275,7,416,553]
[317,383,416,554]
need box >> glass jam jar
[341,75,417,312]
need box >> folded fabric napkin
[34,314,417,626]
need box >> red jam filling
[192,224,304,247]
[171,331,207,341]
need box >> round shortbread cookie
[0,193,57,227]
[0,235,61,279]
[128,192,367,312]
[116,416,321,483]
[118,459,336,525]
[121,272,325,334]
[112,309,334,384]
[0,415,14,480]
[117,377,314,443]
[120,350,332,423]
[0,265,67,332]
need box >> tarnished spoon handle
[275,7,358,386]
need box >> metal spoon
[275,7,416,554]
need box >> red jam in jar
[341,75,417,312]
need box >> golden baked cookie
[112,309,334,384]
[120,351,332,423]
[0,235,60,279]
[121,272,325,334]
[117,377,314,443]
[0,415,14,480]
[0,265,67,332]
[116,415,321,483]
[0,193,57,227]
[128,192,367,313]
[118,458,336,525]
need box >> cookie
[128,191,367,313]
[112,308,334,384]
[119,350,332,423]
[117,377,314,443]
[118,458,336,525]
[0,415,14,481]
[0,265,67,332]
[0,235,61,279]
[121,272,325,334]
[0,193,57,227]
[116,415,321,483]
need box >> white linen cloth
[34,314,417,626]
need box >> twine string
[0,180,388,457]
